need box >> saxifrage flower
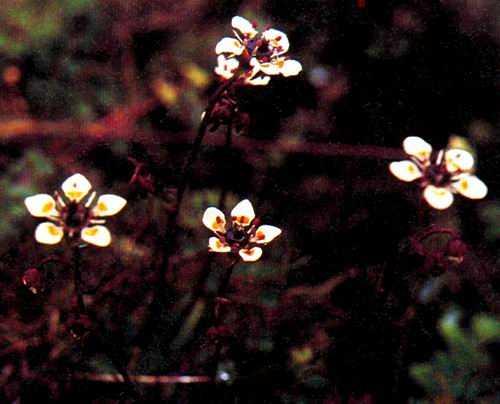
[202,199,281,262]
[389,136,487,210]
[214,16,302,85]
[25,173,127,247]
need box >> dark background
[0,0,498,402]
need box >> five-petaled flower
[25,173,127,247]
[202,199,281,262]
[389,136,487,210]
[214,16,302,85]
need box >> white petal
[93,194,127,217]
[259,61,281,76]
[263,28,290,54]
[389,160,423,182]
[245,75,271,86]
[25,194,58,217]
[231,199,255,226]
[81,226,111,247]
[35,222,64,245]
[214,55,239,79]
[61,173,92,202]
[403,136,432,163]
[215,37,244,55]
[445,149,474,173]
[251,225,282,244]
[202,207,227,233]
[239,247,263,262]
[423,186,454,210]
[231,16,258,38]
[208,237,231,253]
[452,176,487,200]
[280,59,302,76]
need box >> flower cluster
[202,199,281,262]
[215,16,302,85]
[389,136,487,210]
[25,173,127,247]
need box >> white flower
[214,16,302,85]
[214,55,240,80]
[25,173,127,247]
[389,136,487,210]
[202,199,281,262]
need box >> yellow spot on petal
[407,165,415,174]
[461,181,469,190]
[97,201,108,212]
[48,225,62,236]
[84,227,99,236]
[256,231,265,241]
[66,190,83,200]
[41,201,54,213]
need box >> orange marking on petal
[48,225,61,236]
[97,201,108,212]
[246,249,254,256]
[461,181,469,190]
[66,190,83,199]
[84,227,99,236]
[256,231,265,241]
[407,165,415,174]
[41,201,54,213]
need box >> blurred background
[0,0,498,402]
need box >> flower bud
[22,268,43,294]
[67,314,93,340]
[445,238,467,264]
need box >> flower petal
[389,160,423,182]
[239,247,263,262]
[231,16,258,38]
[215,37,244,55]
[81,226,111,247]
[452,176,488,200]
[25,194,58,217]
[61,173,92,202]
[262,28,290,54]
[245,75,271,86]
[423,185,454,210]
[93,194,127,217]
[202,207,227,233]
[445,149,474,173]
[403,136,432,163]
[214,55,239,79]
[208,237,231,253]
[280,59,302,77]
[35,222,64,245]
[251,225,282,244]
[231,199,255,226]
[258,61,281,76]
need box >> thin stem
[71,244,140,401]
[134,78,238,349]
[209,258,238,382]
[72,245,86,317]
[173,77,237,213]
[218,123,233,210]
[218,259,238,298]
